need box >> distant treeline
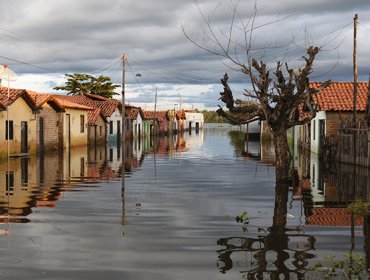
[201,110,227,123]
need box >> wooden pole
[121,52,127,225]
[353,14,358,124]
[122,53,127,144]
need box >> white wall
[132,113,143,138]
[310,111,326,155]
[107,108,121,144]
[185,112,204,130]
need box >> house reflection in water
[222,130,370,277]
[295,150,370,227]
[0,133,190,230]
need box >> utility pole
[121,52,127,226]
[353,14,358,124]
[351,15,358,240]
[121,53,127,144]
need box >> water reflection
[224,129,370,278]
[0,132,193,228]
[217,181,316,279]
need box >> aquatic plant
[235,211,249,233]
[348,200,370,217]
[310,253,369,279]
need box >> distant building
[185,111,204,131]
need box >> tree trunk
[271,180,289,232]
[272,126,291,183]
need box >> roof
[307,207,363,226]
[126,106,144,119]
[0,88,38,110]
[53,94,121,117]
[53,96,95,111]
[88,108,105,125]
[176,110,186,120]
[311,82,369,112]
[27,91,52,107]
[147,111,169,121]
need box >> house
[0,88,38,158]
[176,110,186,132]
[153,111,171,135]
[143,111,160,136]
[297,82,368,155]
[127,106,145,138]
[53,93,133,143]
[51,96,94,149]
[86,107,107,147]
[167,110,178,134]
[241,117,261,141]
[185,111,204,131]
[28,92,63,152]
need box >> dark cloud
[0,0,369,109]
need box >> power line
[0,55,52,72]
[91,56,122,75]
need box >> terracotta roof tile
[176,110,186,119]
[307,207,363,226]
[310,82,369,112]
[27,91,52,107]
[88,108,102,125]
[0,88,37,109]
[144,111,169,121]
[53,94,120,117]
[53,96,94,111]
[126,106,143,119]
[88,101,118,117]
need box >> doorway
[21,121,28,153]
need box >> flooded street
[0,124,367,279]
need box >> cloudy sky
[0,0,369,110]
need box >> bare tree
[183,0,330,182]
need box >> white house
[185,111,204,131]
[128,106,144,138]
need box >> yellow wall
[0,156,38,216]
[62,145,88,180]
[0,98,37,158]
[63,108,89,148]
[88,116,106,145]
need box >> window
[117,120,121,135]
[80,115,85,133]
[80,157,85,177]
[313,120,316,141]
[109,121,113,134]
[100,126,102,136]
[5,120,13,140]
[6,172,14,193]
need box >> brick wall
[326,112,365,136]
[37,106,61,152]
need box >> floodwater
[0,124,368,279]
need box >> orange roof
[144,110,169,121]
[311,82,369,112]
[0,88,37,109]
[53,94,121,117]
[27,91,52,106]
[88,108,105,125]
[176,110,186,119]
[307,208,363,226]
[53,96,94,111]
[127,106,143,119]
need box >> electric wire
[0,55,52,72]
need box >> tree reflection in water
[217,181,316,279]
